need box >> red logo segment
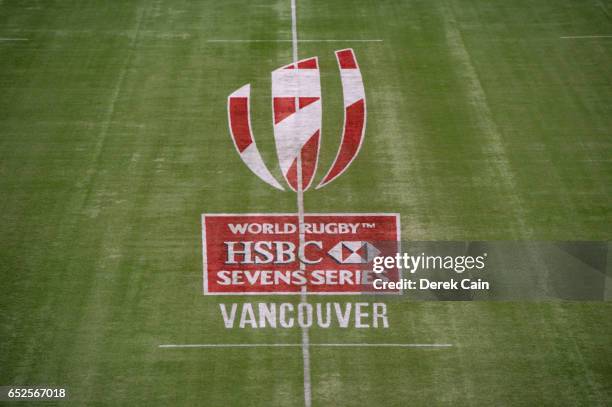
[297,58,318,69]
[336,49,358,69]
[227,85,285,190]
[317,49,366,189]
[273,97,296,124]
[285,130,319,191]
[318,99,365,186]
[228,97,253,152]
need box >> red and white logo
[203,49,401,295]
[227,49,366,191]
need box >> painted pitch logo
[228,49,365,191]
[203,49,400,294]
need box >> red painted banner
[202,214,401,295]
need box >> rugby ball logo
[227,48,366,190]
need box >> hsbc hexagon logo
[328,241,382,264]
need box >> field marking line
[159,343,454,348]
[206,39,383,42]
[290,2,312,407]
[298,39,383,42]
[0,38,29,41]
[291,0,299,63]
[560,35,612,39]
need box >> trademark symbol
[362,223,376,229]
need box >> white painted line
[290,2,312,406]
[159,343,454,348]
[291,0,299,62]
[0,38,29,41]
[313,343,454,348]
[560,35,612,39]
[300,318,312,407]
[206,39,383,42]
[300,39,383,42]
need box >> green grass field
[1,0,611,405]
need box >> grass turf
[0,0,611,405]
